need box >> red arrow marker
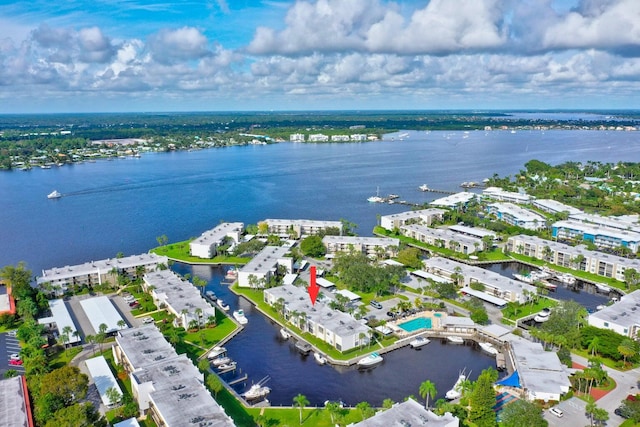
[308,265,319,306]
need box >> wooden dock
[228,374,248,386]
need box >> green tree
[618,338,637,366]
[0,262,34,301]
[499,399,547,427]
[356,401,374,420]
[39,366,89,406]
[105,386,122,406]
[300,235,326,257]
[469,368,498,427]
[419,380,437,409]
[117,319,127,330]
[397,247,423,269]
[293,393,309,425]
[44,402,107,427]
[206,374,224,397]
[382,398,395,409]
[324,401,341,424]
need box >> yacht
[207,346,227,359]
[367,187,384,203]
[357,352,384,368]
[446,336,464,345]
[418,184,430,192]
[243,376,271,400]
[445,371,467,400]
[409,336,431,349]
[216,299,230,311]
[217,361,236,371]
[279,328,291,340]
[204,290,217,302]
[210,356,233,367]
[314,352,327,365]
[225,267,238,281]
[233,309,248,325]
[478,342,498,355]
[534,308,551,323]
[556,273,576,285]
[47,190,62,199]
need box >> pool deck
[388,310,447,338]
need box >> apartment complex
[487,202,547,230]
[400,224,484,255]
[552,219,640,252]
[588,290,640,337]
[263,218,342,238]
[532,199,582,216]
[237,245,293,288]
[189,222,244,259]
[322,236,399,257]
[379,208,446,230]
[482,187,533,204]
[429,192,478,209]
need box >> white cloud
[148,27,210,64]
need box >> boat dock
[228,374,248,385]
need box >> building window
[604,322,609,327]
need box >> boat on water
[534,308,551,323]
[446,336,464,345]
[409,336,431,349]
[445,371,467,400]
[217,362,236,371]
[478,342,498,356]
[418,184,429,192]
[279,328,291,340]
[556,273,576,285]
[595,283,611,293]
[243,376,271,400]
[233,309,248,325]
[211,356,233,367]
[225,267,238,280]
[207,346,227,359]
[314,352,327,365]
[205,290,217,301]
[367,187,384,203]
[217,299,230,311]
[357,352,384,368]
[47,190,62,199]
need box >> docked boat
[513,270,552,284]
[225,267,238,280]
[217,299,230,311]
[595,283,611,293]
[367,187,384,203]
[409,336,431,349]
[314,352,327,365]
[556,273,576,285]
[217,362,236,371]
[445,371,467,400]
[279,328,291,340]
[207,346,227,359]
[418,184,430,192]
[205,290,217,302]
[357,352,384,368]
[47,190,62,199]
[446,336,464,345]
[478,342,498,355]
[211,356,233,367]
[243,376,271,400]
[534,308,551,323]
[233,309,248,325]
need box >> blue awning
[496,370,521,388]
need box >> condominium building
[264,284,370,352]
[588,290,640,337]
[289,133,305,142]
[483,187,533,204]
[189,222,244,258]
[308,134,329,142]
[487,202,547,230]
[429,192,478,209]
[400,224,483,254]
[348,399,459,427]
[552,219,640,252]
[532,199,582,216]
[322,236,399,257]
[237,245,293,288]
[263,218,342,238]
[37,253,168,291]
[570,212,640,233]
[506,234,640,281]
[379,208,446,230]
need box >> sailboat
[367,187,384,203]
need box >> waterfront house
[289,133,305,142]
[143,270,216,329]
[487,202,547,230]
[189,222,244,259]
[552,219,640,252]
[322,235,399,258]
[588,290,640,338]
[264,284,371,352]
[308,134,329,142]
[379,208,446,230]
[263,218,343,238]
[237,245,293,288]
[348,398,459,427]
[400,224,483,254]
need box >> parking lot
[0,331,24,376]
[544,397,588,427]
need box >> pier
[228,374,248,385]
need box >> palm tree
[324,401,341,424]
[618,338,636,366]
[61,325,72,349]
[587,336,600,356]
[293,393,309,424]
[195,308,203,329]
[355,401,372,420]
[419,380,437,409]
[117,319,127,330]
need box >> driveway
[544,397,588,427]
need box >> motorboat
[280,328,291,340]
[217,299,229,311]
[225,267,238,280]
[233,309,248,325]
[534,308,551,323]
[243,376,271,400]
[207,346,227,359]
[357,352,383,368]
[205,290,217,301]
[314,352,327,365]
[556,273,576,285]
[217,362,236,371]
[513,269,552,284]
[445,371,467,400]
[595,283,611,293]
[478,342,498,355]
[418,184,429,192]
[210,356,233,367]
[446,336,464,345]
[47,190,62,199]
[409,336,431,349]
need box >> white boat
[217,362,236,371]
[418,184,429,191]
[357,352,384,368]
[47,190,62,199]
[367,187,384,203]
[534,308,551,323]
[595,283,611,293]
[211,356,233,367]
[280,328,291,340]
[207,346,227,359]
[314,352,327,365]
[445,372,467,400]
[225,267,238,280]
[446,336,464,345]
[556,273,576,285]
[233,309,248,325]
[205,290,217,301]
[217,299,229,311]
[478,342,498,355]
[243,376,271,400]
[409,336,431,349]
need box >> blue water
[398,317,433,332]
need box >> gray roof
[401,224,483,247]
[80,296,127,334]
[380,208,446,221]
[589,290,640,328]
[430,192,477,207]
[265,218,342,228]
[553,219,640,242]
[190,222,244,246]
[144,270,216,322]
[533,199,582,215]
[488,202,546,223]
[570,212,640,233]
[116,325,178,369]
[322,235,399,247]
[38,298,81,343]
[448,224,496,238]
[240,245,290,276]
[509,337,571,396]
[85,356,122,406]
[481,324,512,339]
[0,376,31,427]
[349,399,459,427]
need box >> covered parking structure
[80,296,128,335]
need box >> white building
[447,224,496,240]
[487,202,547,230]
[263,218,342,238]
[570,212,640,233]
[588,290,640,337]
[189,222,244,258]
[401,224,484,254]
[38,298,81,345]
[308,134,329,142]
[348,399,459,427]
[80,296,128,334]
[322,235,399,257]
[37,253,168,291]
[143,270,216,329]
[331,135,350,142]
[264,284,370,352]
[237,245,293,288]
[429,192,478,209]
[290,133,305,142]
[552,219,640,252]
[483,186,533,204]
[85,356,123,407]
[350,134,368,141]
[380,208,446,230]
[533,199,582,216]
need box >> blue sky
[0,0,638,113]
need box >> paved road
[0,332,24,377]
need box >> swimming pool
[398,317,433,332]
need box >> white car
[123,295,136,302]
[549,407,564,418]
[141,317,154,324]
[9,353,21,361]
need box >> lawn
[246,405,362,426]
[48,346,83,370]
[183,315,239,352]
[501,298,558,321]
[150,240,250,265]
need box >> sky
[0,0,639,113]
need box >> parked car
[141,317,154,324]
[129,301,140,308]
[9,359,23,366]
[370,300,383,309]
[124,295,136,302]
[549,407,563,418]
[9,353,20,361]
